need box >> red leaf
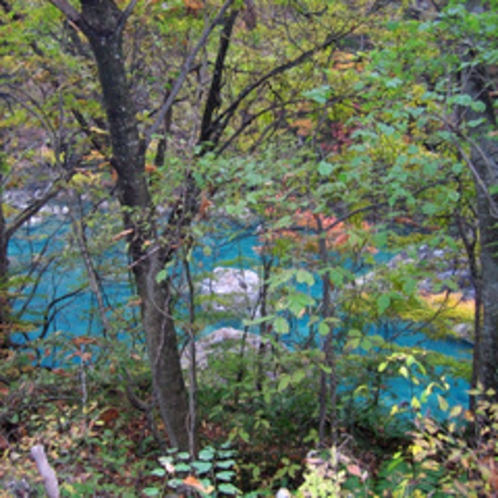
[347,464,362,478]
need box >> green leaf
[317,161,333,176]
[385,77,402,89]
[175,463,191,472]
[274,316,289,334]
[296,269,315,286]
[360,337,372,351]
[243,315,273,327]
[422,202,438,216]
[399,365,409,379]
[402,277,417,295]
[269,269,295,289]
[437,395,449,412]
[198,447,216,461]
[489,184,498,195]
[345,337,361,351]
[167,478,184,489]
[318,322,329,336]
[291,369,306,384]
[278,374,291,392]
[378,122,396,136]
[216,459,236,469]
[218,483,242,495]
[143,488,160,496]
[150,468,166,477]
[470,100,486,112]
[386,453,404,473]
[377,294,391,315]
[467,118,485,128]
[156,269,167,283]
[328,268,344,286]
[386,20,400,31]
[216,470,236,481]
[192,461,212,474]
[449,93,473,107]
[302,85,331,104]
[411,396,421,410]
[348,328,362,338]
[287,292,314,316]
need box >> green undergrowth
[0,340,488,497]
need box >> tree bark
[59,0,190,449]
[461,61,498,397]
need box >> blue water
[8,214,472,412]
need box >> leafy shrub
[144,443,243,497]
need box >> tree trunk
[461,62,498,398]
[74,0,190,449]
[0,171,9,350]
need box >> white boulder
[199,267,260,314]
[181,327,269,369]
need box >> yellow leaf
[412,444,424,458]
[89,125,109,135]
[70,172,96,187]
[40,144,55,164]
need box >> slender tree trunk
[0,171,9,350]
[456,212,482,410]
[72,0,190,449]
[316,215,337,447]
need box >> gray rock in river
[199,267,260,315]
[181,326,271,370]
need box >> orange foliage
[290,118,314,137]
[197,190,214,220]
[262,207,375,254]
[71,336,97,348]
[184,0,203,15]
[145,163,158,173]
[183,475,215,494]
[332,51,363,72]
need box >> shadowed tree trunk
[49,0,190,449]
[461,59,498,398]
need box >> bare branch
[144,0,236,146]
[6,184,60,241]
[208,23,361,148]
[48,0,82,24]
[117,0,139,35]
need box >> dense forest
[1,0,498,496]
